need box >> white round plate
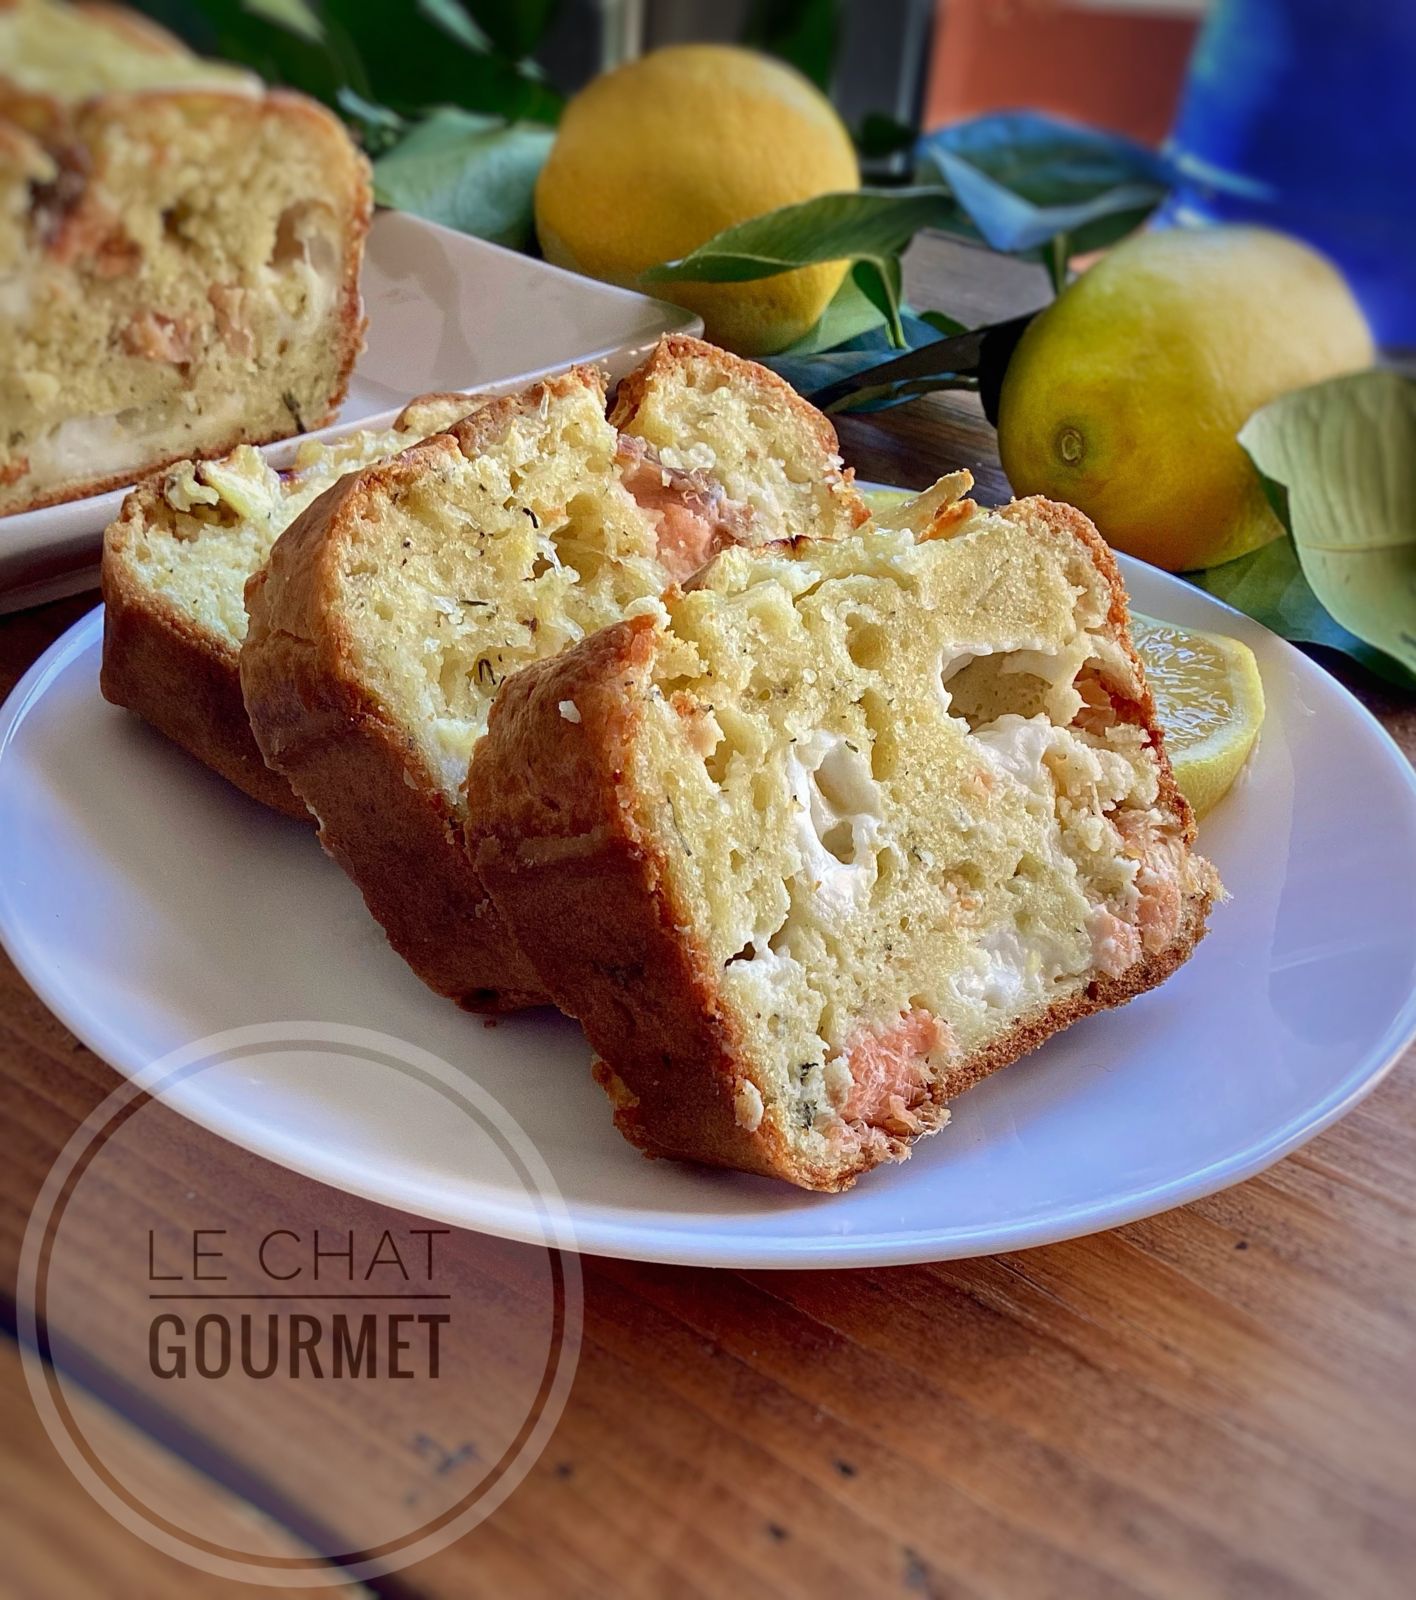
[2,564,1414,1267]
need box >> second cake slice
[240,338,867,1008]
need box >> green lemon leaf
[418,0,494,51]
[768,311,1029,418]
[850,255,905,346]
[643,189,960,285]
[766,311,976,412]
[777,271,890,354]
[915,112,1169,257]
[173,0,353,103]
[643,189,966,347]
[321,0,561,121]
[1186,536,1413,689]
[177,0,561,122]
[243,0,323,44]
[1235,370,1416,685]
[373,111,554,250]
[460,0,560,61]
[336,86,404,152]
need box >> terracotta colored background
[928,0,1205,143]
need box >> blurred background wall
[540,0,1209,147]
[926,0,1207,143]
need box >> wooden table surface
[2,235,1414,1600]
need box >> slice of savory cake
[467,476,1221,1188]
[101,394,480,817]
[240,339,867,1009]
[608,333,858,545]
[0,0,370,515]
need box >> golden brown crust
[100,493,309,819]
[240,447,547,1010]
[611,335,837,459]
[98,389,483,822]
[468,499,1216,1191]
[609,332,871,529]
[2,86,370,516]
[263,87,371,439]
[471,616,793,1175]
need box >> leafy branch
[647,112,1169,360]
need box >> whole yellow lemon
[534,45,859,357]
[997,226,1374,571]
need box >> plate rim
[2,566,1415,1269]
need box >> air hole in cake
[819,818,854,865]
[724,936,796,987]
[161,202,194,246]
[437,652,464,704]
[1011,852,1045,883]
[813,738,875,815]
[846,616,888,670]
[859,690,899,781]
[701,704,753,786]
[270,201,329,270]
[873,845,902,898]
[548,495,606,582]
[955,861,986,891]
[786,732,884,909]
[1072,664,1124,735]
[704,732,734,787]
[945,643,1095,730]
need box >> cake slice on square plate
[1,0,371,516]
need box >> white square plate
[0,210,699,612]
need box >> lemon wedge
[1132,614,1265,819]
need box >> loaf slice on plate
[101,394,480,817]
[467,477,1222,1189]
[241,339,867,1008]
[0,0,370,515]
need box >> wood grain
[0,232,1413,1599]
[0,1338,364,1599]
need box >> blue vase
[1163,0,1416,347]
